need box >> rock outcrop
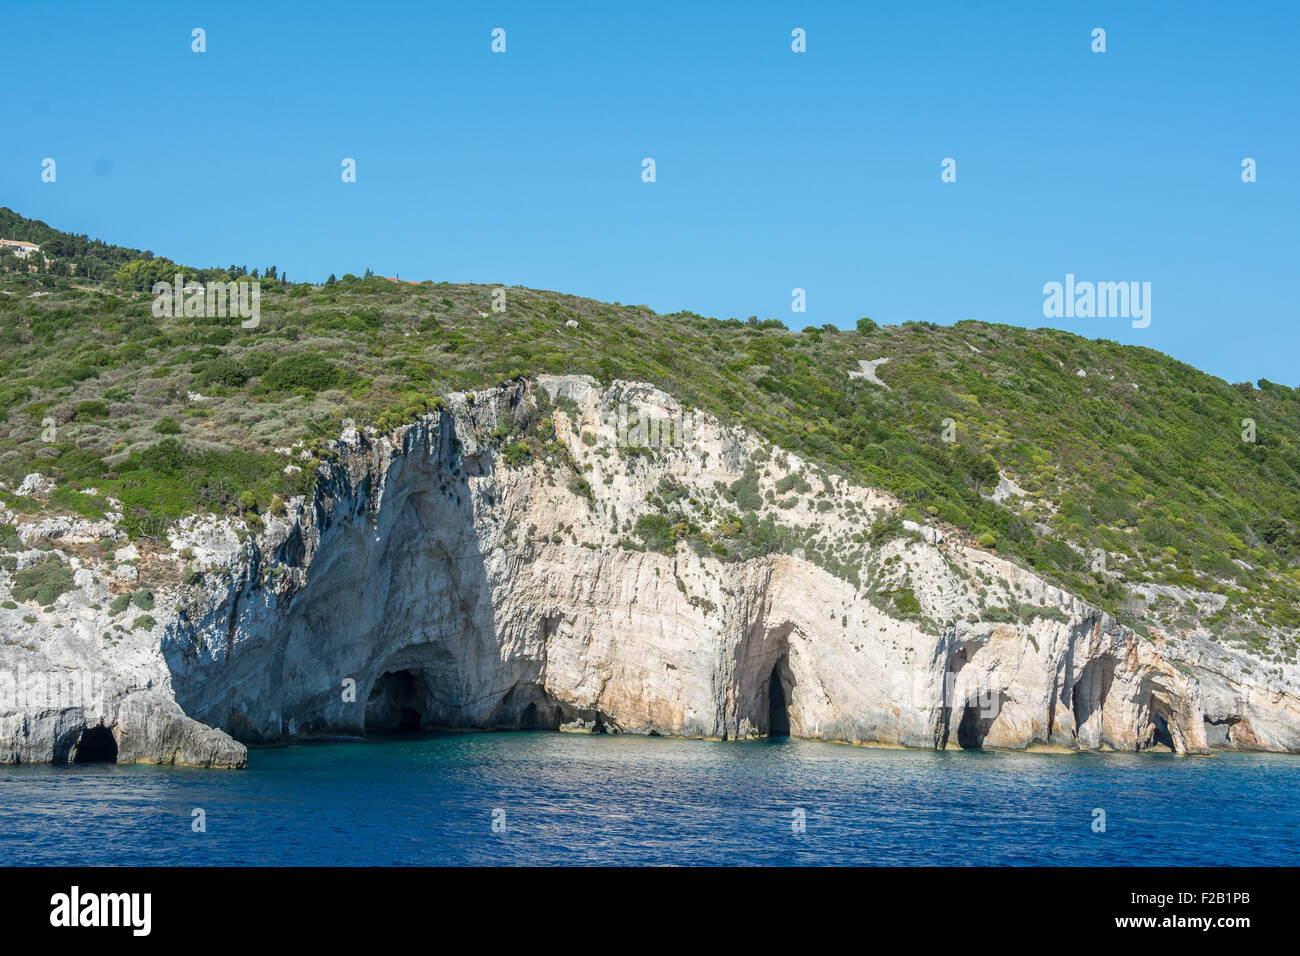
[2,376,1298,765]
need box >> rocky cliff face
[3,376,1298,766]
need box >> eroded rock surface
[3,376,1298,765]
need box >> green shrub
[49,486,108,519]
[891,587,922,616]
[153,417,181,434]
[243,351,276,376]
[262,353,339,392]
[11,556,73,605]
[503,442,531,467]
[728,467,763,512]
[634,514,676,554]
[74,400,110,420]
[194,356,249,388]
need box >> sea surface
[2,734,1297,866]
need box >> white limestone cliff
[2,376,1297,767]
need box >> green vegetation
[0,207,152,282]
[11,556,73,605]
[261,353,339,393]
[1,206,1298,649]
[891,587,923,617]
[633,514,676,554]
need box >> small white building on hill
[0,239,41,259]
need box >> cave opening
[1072,660,1115,722]
[955,704,988,749]
[521,701,540,729]
[366,669,426,734]
[767,660,791,738]
[1151,710,1176,751]
[72,725,118,763]
[956,690,1004,750]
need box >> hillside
[1,208,1298,669]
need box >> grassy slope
[1,212,1297,660]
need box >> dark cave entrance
[72,725,118,763]
[493,683,562,731]
[366,669,426,734]
[767,660,791,738]
[520,701,544,730]
[956,690,1004,750]
[956,702,989,749]
[1141,689,1177,752]
[1151,710,1176,752]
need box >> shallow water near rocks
[3,734,1297,865]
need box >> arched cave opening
[1139,688,1177,752]
[72,725,118,763]
[1151,709,1176,752]
[366,669,426,734]
[767,660,791,738]
[1071,657,1116,734]
[956,690,1004,750]
[521,701,541,729]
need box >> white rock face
[847,358,891,388]
[0,577,245,767]
[18,516,119,546]
[14,473,54,498]
[2,376,1297,767]
[985,473,1029,506]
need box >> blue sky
[3,1,1297,385]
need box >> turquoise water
[3,734,1298,865]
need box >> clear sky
[3,1,1296,385]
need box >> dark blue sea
[3,734,1297,866]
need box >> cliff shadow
[165,395,573,743]
[728,614,799,740]
[1071,656,1116,748]
[766,657,793,738]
